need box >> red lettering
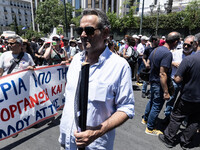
[9,105,17,118]
[29,94,39,107]
[51,85,56,96]
[24,98,32,111]
[57,84,62,93]
[38,91,44,99]
[40,91,49,104]
[45,88,49,97]
[1,108,10,121]
[17,100,23,114]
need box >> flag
[22,26,27,30]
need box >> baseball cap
[141,36,148,41]
[132,35,139,39]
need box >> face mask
[183,47,193,54]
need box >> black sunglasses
[183,43,192,48]
[76,26,101,36]
[53,38,60,41]
[8,42,17,46]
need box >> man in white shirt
[59,8,135,150]
[0,36,35,76]
[136,36,147,86]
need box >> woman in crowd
[40,36,68,65]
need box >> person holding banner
[59,8,135,150]
[0,36,35,76]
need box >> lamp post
[139,0,145,35]
[149,2,170,36]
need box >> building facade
[0,0,32,33]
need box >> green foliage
[35,0,73,34]
[22,28,44,40]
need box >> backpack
[130,46,139,64]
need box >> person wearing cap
[136,36,147,86]
[118,39,125,56]
[62,37,70,58]
[76,39,83,52]
[41,35,68,65]
[37,39,52,65]
[0,36,35,76]
[68,39,78,62]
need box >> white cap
[132,34,139,39]
[77,40,82,44]
[52,34,60,39]
[162,36,166,39]
[141,36,148,41]
[45,39,52,43]
[120,39,125,43]
[138,34,142,37]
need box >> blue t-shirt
[149,46,172,83]
[176,51,200,103]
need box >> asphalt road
[0,82,200,150]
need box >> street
[0,82,200,150]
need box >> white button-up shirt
[59,46,135,150]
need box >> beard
[183,47,193,55]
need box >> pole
[30,0,35,31]
[63,0,68,38]
[139,0,145,35]
[155,3,160,36]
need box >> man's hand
[172,62,180,68]
[27,66,35,70]
[74,126,101,148]
[163,92,170,100]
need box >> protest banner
[0,64,68,141]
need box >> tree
[35,0,73,34]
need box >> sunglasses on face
[76,26,101,36]
[53,38,60,41]
[183,43,192,48]
[8,42,17,46]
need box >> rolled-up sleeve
[115,64,135,119]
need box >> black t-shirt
[149,46,172,83]
[143,46,155,60]
[176,51,200,102]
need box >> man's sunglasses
[8,42,17,46]
[76,26,101,36]
[183,43,192,48]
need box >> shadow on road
[1,114,62,150]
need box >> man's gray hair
[81,8,111,29]
[7,35,22,44]
[194,33,200,47]
[184,35,194,43]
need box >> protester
[37,39,52,65]
[59,8,135,150]
[76,39,84,52]
[141,36,160,98]
[123,36,138,79]
[159,33,200,149]
[164,35,195,124]
[0,36,35,76]
[68,39,78,62]
[30,37,39,65]
[141,32,180,135]
[62,37,70,57]
[41,35,68,65]
[136,36,147,86]
[22,39,35,60]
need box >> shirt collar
[80,46,111,65]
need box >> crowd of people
[0,8,200,150]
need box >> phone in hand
[52,41,57,46]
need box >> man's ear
[102,27,110,40]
